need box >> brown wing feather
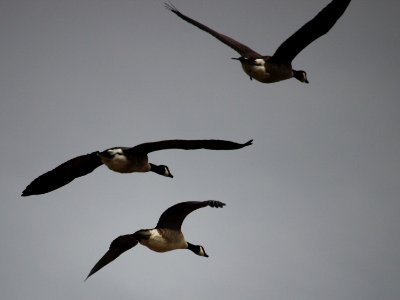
[85,234,138,281]
[127,139,252,155]
[22,152,102,196]
[156,200,225,231]
[272,0,351,63]
[165,3,261,57]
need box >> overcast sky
[1,0,400,299]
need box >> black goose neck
[149,163,164,175]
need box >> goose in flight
[165,0,351,83]
[22,139,252,196]
[85,200,226,280]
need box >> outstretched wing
[272,0,351,63]
[165,3,261,58]
[126,139,253,155]
[85,234,138,281]
[22,152,102,196]
[156,200,226,231]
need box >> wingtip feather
[207,200,226,208]
[245,139,253,146]
[164,2,178,13]
[21,187,33,197]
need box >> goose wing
[22,152,102,196]
[126,139,253,155]
[272,0,351,63]
[156,200,226,231]
[165,3,261,58]
[85,234,138,281]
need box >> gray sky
[1,0,400,299]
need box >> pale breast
[241,59,293,83]
[139,229,187,253]
[103,154,150,173]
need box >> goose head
[150,164,173,178]
[293,70,309,83]
[187,243,209,257]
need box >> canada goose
[85,200,225,280]
[22,139,252,196]
[165,0,351,83]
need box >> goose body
[85,200,225,280]
[139,229,187,252]
[239,58,294,83]
[165,0,351,83]
[22,139,252,196]
[97,147,151,173]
